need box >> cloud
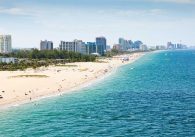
[147,0,195,4]
[0,7,37,16]
[97,8,166,19]
[119,9,165,16]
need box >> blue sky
[0,0,195,48]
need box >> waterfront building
[75,40,86,54]
[133,40,143,49]
[0,57,18,64]
[106,45,111,52]
[139,44,148,51]
[149,46,157,50]
[113,44,122,51]
[59,39,86,54]
[167,42,187,49]
[0,35,12,53]
[176,43,187,49]
[128,40,134,49]
[156,45,166,50]
[118,38,134,51]
[167,42,174,49]
[60,41,75,52]
[40,40,53,50]
[119,38,128,51]
[96,37,107,55]
[86,42,97,54]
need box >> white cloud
[147,0,195,4]
[0,7,37,16]
[0,3,194,47]
[116,8,166,16]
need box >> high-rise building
[128,40,133,49]
[59,39,86,54]
[167,42,187,50]
[75,40,86,54]
[60,41,75,52]
[0,35,12,53]
[113,44,122,51]
[118,38,133,51]
[139,44,148,51]
[167,42,174,49]
[106,45,111,51]
[40,40,53,50]
[119,38,128,51]
[96,37,107,55]
[133,40,143,49]
[156,45,166,50]
[86,42,97,54]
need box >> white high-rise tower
[0,35,12,53]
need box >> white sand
[0,53,145,108]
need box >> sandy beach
[0,52,145,108]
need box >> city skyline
[0,0,195,48]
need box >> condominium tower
[119,38,133,51]
[0,35,12,53]
[86,42,97,54]
[96,37,107,55]
[59,39,86,54]
[40,40,53,50]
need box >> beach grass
[96,60,108,63]
[55,64,78,67]
[9,75,49,78]
[79,68,88,72]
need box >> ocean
[0,50,195,136]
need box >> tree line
[2,49,96,62]
[0,49,96,71]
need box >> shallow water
[0,50,195,137]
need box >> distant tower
[167,42,173,49]
[0,35,12,53]
[40,40,53,50]
[96,37,107,55]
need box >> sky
[0,0,195,48]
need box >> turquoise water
[0,50,195,136]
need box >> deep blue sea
[0,50,195,137]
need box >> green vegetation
[0,60,50,71]
[55,64,78,67]
[95,60,108,63]
[105,49,148,57]
[8,49,96,61]
[9,75,49,78]
[0,49,96,71]
[105,49,120,57]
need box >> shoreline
[0,63,118,110]
[0,52,146,110]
